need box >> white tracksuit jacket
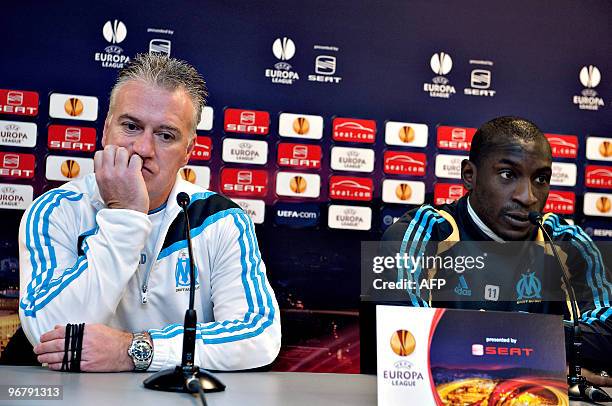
[18,173,281,371]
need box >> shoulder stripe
[398,205,446,307]
[544,215,612,324]
[158,193,241,258]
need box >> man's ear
[461,159,477,191]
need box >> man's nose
[132,130,155,158]
[513,178,538,207]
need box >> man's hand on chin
[34,324,134,372]
[94,145,149,213]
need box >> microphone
[143,192,225,402]
[528,212,611,402]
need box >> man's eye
[122,122,139,132]
[500,170,514,180]
[159,133,175,141]
[535,175,550,185]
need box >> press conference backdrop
[0,1,610,373]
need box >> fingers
[95,146,133,177]
[37,351,66,365]
[34,338,65,354]
[115,146,129,167]
[128,153,143,171]
[39,326,65,343]
[103,145,117,168]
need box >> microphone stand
[529,212,611,403]
[144,192,225,402]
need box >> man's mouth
[503,212,531,228]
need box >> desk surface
[0,367,609,405]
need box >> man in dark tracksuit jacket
[361,116,612,379]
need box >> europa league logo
[390,329,416,357]
[293,117,310,135]
[599,141,612,158]
[290,175,307,193]
[181,168,196,183]
[596,196,611,213]
[61,160,80,178]
[398,126,415,143]
[64,97,84,117]
[395,183,412,201]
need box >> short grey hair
[109,53,208,133]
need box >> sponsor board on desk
[190,136,212,161]
[0,120,37,148]
[196,106,214,131]
[329,176,373,201]
[0,183,33,210]
[544,191,575,215]
[45,155,93,181]
[436,126,476,152]
[381,180,425,205]
[586,136,612,162]
[383,151,426,176]
[224,108,270,135]
[275,172,321,198]
[434,183,467,205]
[330,146,375,173]
[0,152,35,179]
[277,143,321,169]
[435,154,467,179]
[232,198,265,224]
[550,162,577,187]
[332,117,376,143]
[180,165,210,189]
[584,192,612,217]
[49,93,98,121]
[545,134,578,159]
[279,113,324,140]
[0,89,39,117]
[274,202,320,228]
[48,125,96,152]
[328,205,372,231]
[222,138,268,165]
[221,168,268,198]
[385,122,428,148]
[376,306,568,406]
[585,165,612,189]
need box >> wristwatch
[127,332,153,371]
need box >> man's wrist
[127,332,154,371]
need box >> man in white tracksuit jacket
[18,54,281,372]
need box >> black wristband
[70,324,78,372]
[61,324,71,372]
[74,323,84,371]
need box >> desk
[0,367,609,405]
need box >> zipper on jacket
[139,203,179,305]
[141,284,148,304]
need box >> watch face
[133,341,152,361]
